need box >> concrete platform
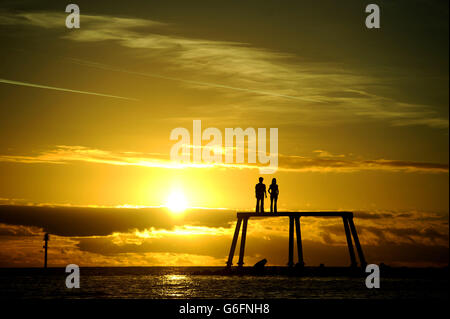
[237,211,353,218]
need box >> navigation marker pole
[43,233,49,269]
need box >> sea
[0,267,448,300]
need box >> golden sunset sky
[0,0,448,267]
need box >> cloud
[0,11,447,128]
[2,227,446,267]
[0,11,165,29]
[0,205,447,267]
[0,145,177,168]
[313,150,346,158]
[68,58,311,102]
[0,223,41,236]
[0,205,235,236]
[0,145,447,174]
[322,223,449,247]
[320,210,449,248]
[278,155,449,173]
[76,232,232,258]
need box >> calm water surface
[0,267,447,299]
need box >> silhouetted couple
[255,177,279,213]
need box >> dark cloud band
[0,205,235,236]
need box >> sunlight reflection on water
[0,267,447,299]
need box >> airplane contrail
[0,78,138,101]
[68,59,315,102]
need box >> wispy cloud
[278,154,449,173]
[0,145,447,174]
[0,11,447,128]
[68,58,314,102]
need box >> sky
[0,0,448,267]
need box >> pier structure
[226,212,366,269]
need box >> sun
[165,190,188,213]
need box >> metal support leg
[343,217,357,267]
[237,217,249,267]
[288,216,294,267]
[226,218,242,268]
[294,217,304,267]
[348,217,367,269]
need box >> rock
[253,259,267,269]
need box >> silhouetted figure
[268,178,279,213]
[43,233,49,268]
[255,177,267,213]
